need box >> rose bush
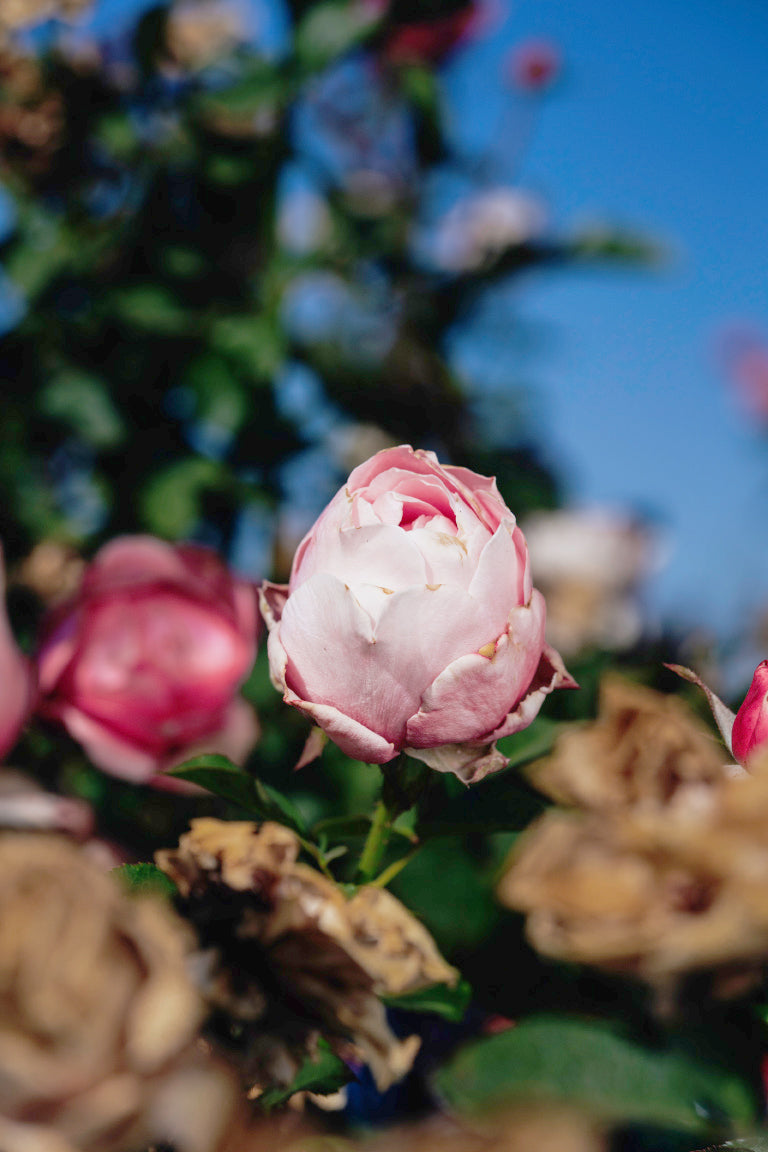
[261,446,575,782]
[36,536,259,783]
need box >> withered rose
[156,818,457,1094]
[499,761,768,999]
[529,675,729,814]
[0,834,234,1152]
[522,509,656,657]
[218,1106,605,1152]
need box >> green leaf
[433,1015,758,1136]
[107,284,189,334]
[140,458,228,539]
[256,1038,352,1111]
[383,978,472,1023]
[209,315,285,380]
[113,862,177,898]
[168,755,307,834]
[390,838,499,954]
[40,370,125,448]
[312,814,417,845]
[295,0,382,72]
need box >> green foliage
[140,459,230,539]
[112,862,177,899]
[433,1015,759,1137]
[383,978,472,1022]
[256,1038,352,1110]
[169,755,308,835]
[294,0,383,72]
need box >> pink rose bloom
[732,661,768,765]
[0,549,36,760]
[261,446,575,783]
[37,537,259,784]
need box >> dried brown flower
[499,759,768,1000]
[529,675,729,814]
[218,1107,605,1152]
[13,541,86,606]
[156,818,457,1094]
[0,49,65,177]
[166,0,244,70]
[0,834,235,1152]
[361,1108,606,1152]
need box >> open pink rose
[261,446,575,783]
[0,548,36,760]
[36,537,259,784]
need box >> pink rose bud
[0,548,36,760]
[36,536,259,784]
[732,661,768,765]
[260,446,576,784]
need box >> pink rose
[260,446,575,783]
[36,537,259,784]
[0,549,36,760]
[732,661,768,765]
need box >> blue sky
[447,0,768,644]
[20,0,768,648]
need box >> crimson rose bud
[36,537,259,784]
[732,661,768,765]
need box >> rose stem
[357,796,394,883]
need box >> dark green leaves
[168,754,308,835]
[256,1039,352,1111]
[433,1016,758,1136]
[383,978,472,1023]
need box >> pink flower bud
[260,446,576,784]
[732,661,768,765]
[36,536,259,784]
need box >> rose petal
[282,693,397,763]
[468,520,529,628]
[277,574,421,745]
[259,581,289,630]
[54,705,160,782]
[0,552,35,759]
[486,640,578,743]
[162,697,259,772]
[82,536,192,595]
[405,599,545,748]
[294,523,427,595]
[406,740,509,784]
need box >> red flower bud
[732,660,768,764]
